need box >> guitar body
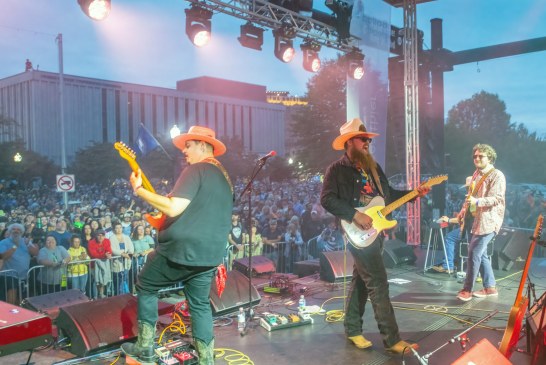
[145,212,166,230]
[341,196,397,248]
[499,296,529,358]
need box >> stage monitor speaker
[209,269,261,316]
[233,255,276,277]
[22,289,90,320]
[320,251,354,283]
[382,239,417,269]
[450,338,513,365]
[492,227,533,271]
[56,294,174,357]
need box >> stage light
[78,0,111,21]
[238,22,264,51]
[274,27,297,63]
[301,41,321,72]
[346,49,365,80]
[185,5,213,47]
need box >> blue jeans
[440,228,461,270]
[463,232,496,291]
[68,274,88,293]
[345,239,401,347]
[136,251,216,343]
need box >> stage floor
[3,246,546,365]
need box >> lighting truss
[185,0,360,53]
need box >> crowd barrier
[1,236,344,306]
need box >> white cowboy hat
[172,126,226,156]
[332,118,379,150]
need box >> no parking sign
[56,174,76,192]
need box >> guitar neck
[381,189,419,216]
[514,240,537,303]
[126,159,155,194]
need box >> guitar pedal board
[156,339,199,365]
[260,312,313,332]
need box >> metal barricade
[0,269,24,305]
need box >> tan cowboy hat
[332,118,379,150]
[172,126,226,156]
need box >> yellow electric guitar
[341,175,448,248]
[114,141,166,230]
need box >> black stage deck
[2,246,546,365]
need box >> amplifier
[0,301,53,356]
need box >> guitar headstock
[114,141,136,163]
[533,214,543,241]
[423,175,448,187]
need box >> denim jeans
[345,240,401,347]
[440,228,461,270]
[68,274,88,293]
[463,232,496,291]
[136,251,216,343]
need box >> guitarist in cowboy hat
[121,126,233,364]
[321,118,430,354]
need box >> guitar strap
[202,157,234,196]
[369,167,385,197]
[470,168,495,197]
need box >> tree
[0,140,58,186]
[69,142,130,185]
[445,91,546,184]
[290,58,348,174]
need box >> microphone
[257,150,276,162]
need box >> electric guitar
[499,214,543,358]
[114,142,166,230]
[459,181,476,234]
[341,175,448,248]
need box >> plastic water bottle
[237,307,245,333]
[298,295,306,313]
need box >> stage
[2,246,545,365]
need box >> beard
[349,146,377,171]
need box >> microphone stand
[238,157,269,336]
[410,309,499,364]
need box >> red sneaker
[473,287,498,298]
[457,290,472,302]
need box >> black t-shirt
[157,162,233,266]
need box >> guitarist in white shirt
[321,118,430,355]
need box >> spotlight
[185,5,213,47]
[78,0,111,21]
[238,22,264,51]
[273,27,297,63]
[301,41,321,72]
[346,49,365,80]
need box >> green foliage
[68,142,130,185]
[445,91,546,184]
[0,140,59,185]
[290,58,347,174]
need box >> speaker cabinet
[382,239,417,269]
[233,255,276,277]
[209,270,261,316]
[451,338,512,365]
[319,251,354,283]
[22,289,89,320]
[56,294,174,357]
[492,227,533,270]
[527,292,546,363]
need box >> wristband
[133,185,142,195]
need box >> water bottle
[298,295,306,313]
[237,307,245,333]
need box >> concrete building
[0,70,286,165]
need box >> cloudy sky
[1,0,545,135]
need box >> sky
[1,0,545,136]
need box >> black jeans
[136,251,217,343]
[344,239,401,347]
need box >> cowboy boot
[194,338,215,365]
[120,321,156,363]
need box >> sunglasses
[353,137,372,144]
[473,154,487,160]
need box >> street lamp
[13,152,22,163]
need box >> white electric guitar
[341,175,448,248]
